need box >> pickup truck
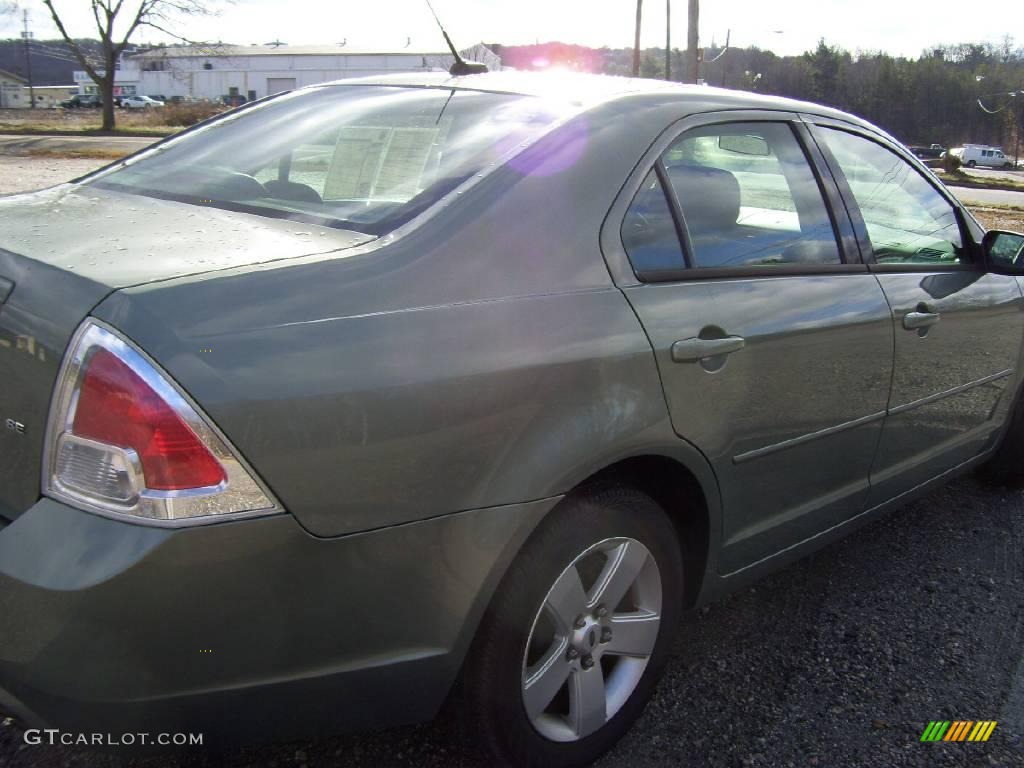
[909,143,946,158]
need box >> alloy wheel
[520,537,662,742]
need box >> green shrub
[942,152,963,174]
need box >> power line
[977,91,1020,114]
[26,44,84,64]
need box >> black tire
[460,485,684,768]
[978,394,1024,486]
[966,160,977,168]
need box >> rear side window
[618,120,843,276]
[663,122,840,269]
[817,127,963,265]
[621,170,687,273]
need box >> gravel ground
[2,475,1023,768]
[0,156,108,195]
[3,156,1024,768]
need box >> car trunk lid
[0,184,372,521]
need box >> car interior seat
[264,179,324,204]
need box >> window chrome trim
[634,262,867,284]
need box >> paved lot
[3,155,1024,768]
[949,185,1024,208]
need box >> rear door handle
[671,336,746,363]
[902,311,940,331]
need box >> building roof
[126,43,466,59]
[0,69,28,84]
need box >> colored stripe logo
[920,721,997,742]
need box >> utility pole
[21,10,35,109]
[632,0,643,77]
[1012,91,1022,169]
[665,0,671,80]
[686,0,699,84]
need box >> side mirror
[984,230,1024,273]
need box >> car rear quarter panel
[95,100,701,538]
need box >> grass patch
[0,104,226,137]
[936,171,1024,192]
[0,123,177,137]
[26,147,131,160]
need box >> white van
[950,144,1014,168]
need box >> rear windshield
[87,86,574,235]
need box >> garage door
[267,78,297,95]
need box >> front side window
[662,122,841,269]
[87,86,576,235]
[818,127,964,265]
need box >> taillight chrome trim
[42,318,284,527]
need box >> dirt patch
[969,205,1024,233]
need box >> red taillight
[46,320,278,523]
[72,348,226,490]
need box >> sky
[5,0,1018,59]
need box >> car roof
[315,70,868,126]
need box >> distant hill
[0,38,102,86]
[490,42,621,72]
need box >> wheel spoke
[544,564,587,633]
[523,639,572,719]
[605,611,660,658]
[568,664,607,738]
[589,539,649,611]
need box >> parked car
[57,94,101,109]
[949,144,1015,168]
[909,142,946,158]
[2,72,1024,767]
[121,94,165,109]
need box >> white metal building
[0,69,27,108]
[76,43,501,102]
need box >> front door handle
[902,311,940,331]
[671,336,746,363]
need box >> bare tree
[40,0,218,131]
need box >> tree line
[494,39,1024,154]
